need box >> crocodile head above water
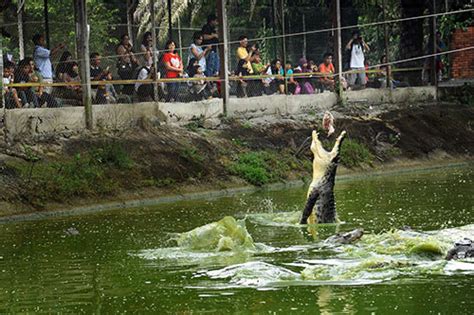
[324,228,364,244]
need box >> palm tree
[133,0,202,42]
[133,0,259,42]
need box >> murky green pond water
[0,165,473,313]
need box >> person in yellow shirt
[235,35,257,97]
[236,35,256,75]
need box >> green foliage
[13,142,133,203]
[255,19,277,64]
[241,121,252,129]
[90,142,134,169]
[231,138,248,147]
[229,151,289,186]
[180,146,205,163]
[385,147,402,159]
[340,139,373,168]
[4,0,120,59]
[355,0,401,67]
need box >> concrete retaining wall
[3,87,435,139]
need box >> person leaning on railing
[90,52,118,104]
[60,62,82,102]
[14,58,39,108]
[135,63,157,102]
[28,58,59,108]
[293,58,314,94]
[264,59,285,95]
[319,53,335,92]
[250,53,270,97]
[55,51,73,82]
[2,61,22,109]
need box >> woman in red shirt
[162,40,183,102]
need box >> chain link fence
[1,1,473,110]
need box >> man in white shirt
[346,31,370,88]
[32,33,65,93]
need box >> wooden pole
[382,0,391,88]
[432,0,438,100]
[280,0,287,94]
[150,0,159,101]
[74,0,93,130]
[44,0,50,48]
[0,41,4,110]
[271,0,277,57]
[217,0,229,114]
[167,0,172,40]
[334,0,343,101]
[126,0,135,46]
[302,13,306,59]
[17,0,25,60]
[177,17,183,58]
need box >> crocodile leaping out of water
[300,130,346,224]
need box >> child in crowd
[2,61,22,108]
[14,58,39,108]
[293,58,314,94]
[189,64,212,100]
[249,53,269,96]
[284,62,298,94]
[264,59,285,95]
[30,74,59,107]
[61,62,82,101]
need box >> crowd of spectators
[3,14,414,109]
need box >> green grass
[340,139,373,168]
[229,151,290,186]
[180,147,205,163]
[11,142,135,205]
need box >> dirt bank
[0,102,472,217]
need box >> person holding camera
[346,31,370,88]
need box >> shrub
[229,151,289,186]
[340,139,373,168]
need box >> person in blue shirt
[32,33,65,93]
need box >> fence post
[334,0,344,103]
[280,0,288,94]
[44,0,50,48]
[150,0,159,101]
[74,0,93,130]
[0,39,4,110]
[217,0,229,116]
[126,0,135,46]
[302,14,306,59]
[382,0,391,88]
[17,0,25,60]
[432,0,438,100]
[167,0,173,39]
